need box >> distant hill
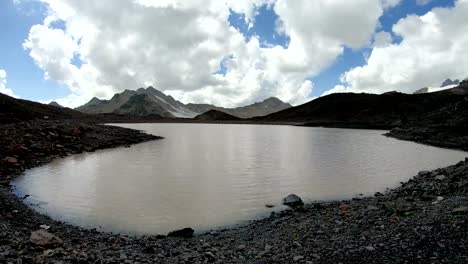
[256,82,468,129]
[0,93,86,123]
[48,101,63,108]
[194,110,241,121]
[76,87,292,118]
[187,97,292,119]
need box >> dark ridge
[254,83,468,129]
[0,93,87,124]
[194,109,242,121]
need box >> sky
[0,0,466,108]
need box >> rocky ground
[0,120,468,263]
[386,127,468,151]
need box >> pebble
[365,246,375,251]
[294,255,304,261]
[237,244,246,250]
[452,206,468,215]
[292,241,302,248]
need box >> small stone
[167,227,194,238]
[436,196,444,202]
[39,224,50,230]
[237,244,246,251]
[292,241,302,248]
[367,205,379,211]
[365,246,375,251]
[452,206,468,215]
[265,204,275,208]
[258,244,272,257]
[293,255,304,262]
[30,230,63,247]
[339,204,350,212]
[435,175,447,181]
[202,243,211,249]
[205,252,216,260]
[283,194,304,207]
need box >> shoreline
[1,120,467,263]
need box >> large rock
[30,230,63,247]
[167,227,194,238]
[283,194,304,207]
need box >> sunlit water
[13,124,467,235]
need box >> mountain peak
[442,79,460,87]
[261,97,292,107]
[48,101,63,108]
[89,97,104,104]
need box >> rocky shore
[0,120,467,263]
[386,127,468,151]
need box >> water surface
[13,124,467,234]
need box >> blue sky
[0,0,458,104]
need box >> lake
[12,124,467,235]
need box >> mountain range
[76,87,292,119]
[413,78,462,94]
[2,80,467,129]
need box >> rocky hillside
[386,81,468,150]
[256,82,468,129]
[76,87,292,119]
[76,87,194,118]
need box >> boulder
[167,227,194,238]
[30,230,63,247]
[3,156,18,164]
[283,194,304,207]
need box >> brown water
[13,124,467,235]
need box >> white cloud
[24,0,384,108]
[373,31,393,48]
[0,69,19,98]
[381,0,403,9]
[416,0,432,6]
[327,0,468,95]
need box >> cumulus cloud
[373,31,393,48]
[0,69,19,98]
[24,0,385,108]
[416,0,432,6]
[326,0,468,95]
